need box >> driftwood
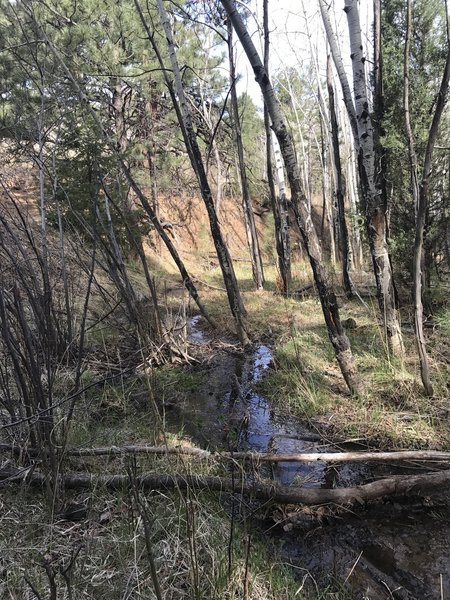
[1,443,450,463]
[1,465,450,505]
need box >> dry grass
[1,181,449,599]
[0,466,303,599]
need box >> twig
[344,550,363,583]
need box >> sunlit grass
[183,260,450,449]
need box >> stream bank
[163,315,450,599]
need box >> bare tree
[326,55,354,297]
[221,0,361,394]
[320,0,404,356]
[135,0,250,345]
[227,21,265,290]
[403,0,450,395]
[319,0,358,147]
[263,0,291,295]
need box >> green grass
[200,261,450,449]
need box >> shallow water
[165,315,450,599]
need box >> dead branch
[192,277,227,292]
[2,465,450,505]
[2,443,450,463]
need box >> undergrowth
[2,250,449,599]
[0,486,305,599]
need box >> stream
[165,315,450,599]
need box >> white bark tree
[221,0,361,395]
[344,0,404,358]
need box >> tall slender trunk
[319,0,359,148]
[271,131,291,258]
[404,0,450,395]
[145,80,159,218]
[403,0,431,395]
[221,0,361,395]
[373,0,399,309]
[344,0,404,358]
[343,111,363,269]
[263,0,291,295]
[143,0,249,345]
[326,55,354,297]
[212,140,224,216]
[319,116,336,265]
[228,22,265,290]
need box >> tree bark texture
[3,465,450,507]
[221,0,361,395]
[263,0,291,295]
[319,0,359,148]
[344,0,404,358]
[151,0,250,346]
[228,22,265,290]
[326,55,354,297]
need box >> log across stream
[162,315,450,600]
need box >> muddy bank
[277,508,450,599]
[163,316,450,599]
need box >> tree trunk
[211,139,224,216]
[228,22,265,290]
[5,465,450,507]
[343,112,364,269]
[344,0,404,358]
[319,0,359,148]
[326,55,354,297]
[373,0,400,310]
[262,0,291,295]
[319,117,336,265]
[145,80,159,219]
[221,0,361,395]
[271,132,291,259]
[404,0,450,395]
[141,0,250,346]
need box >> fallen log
[192,277,226,292]
[1,466,450,505]
[293,283,315,295]
[1,443,450,463]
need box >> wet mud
[165,316,450,599]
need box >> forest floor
[1,180,450,598]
